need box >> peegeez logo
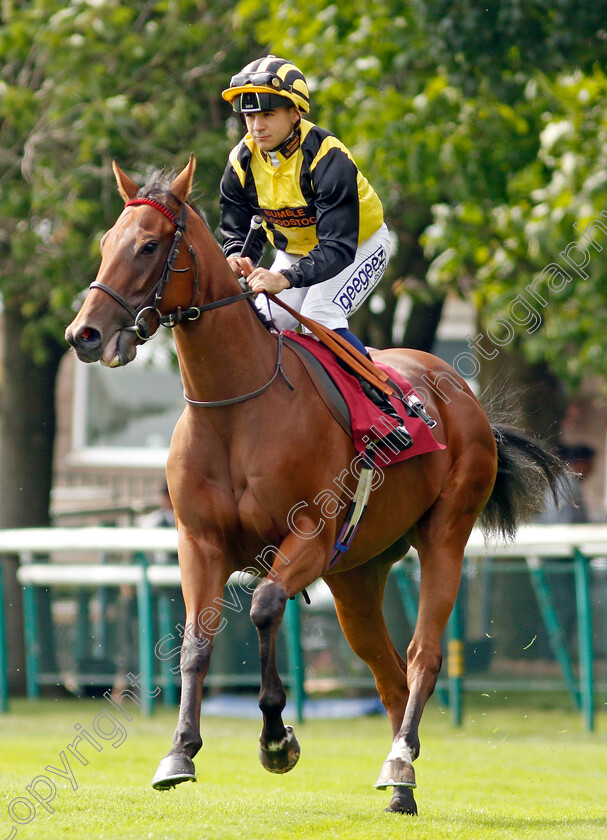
[333,245,387,314]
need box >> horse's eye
[141,241,158,255]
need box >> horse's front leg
[152,535,229,790]
[250,534,326,774]
[250,578,300,773]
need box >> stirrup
[378,422,413,452]
[406,395,437,429]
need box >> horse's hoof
[258,725,301,774]
[385,786,418,815]
[151,754,196,790]
[374,757,416,790]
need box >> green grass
[0,695,605,840]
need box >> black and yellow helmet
[222,56,310,114]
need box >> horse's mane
[138,169,274,333]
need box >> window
[69,341,183,468]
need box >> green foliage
[416,0,607,96]
[422,69,607,388]
[3,0,607,384]
[0,0,253,359]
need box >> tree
[416,0,607,94]
[0,0,255,690]
[423,69,607,393]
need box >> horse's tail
[479,423,570,541]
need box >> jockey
[220,55,411,450]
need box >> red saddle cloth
[283,331,445,466]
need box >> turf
[0,694,605,840]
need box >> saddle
[281,330,444,468]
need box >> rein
[91,196,292,407]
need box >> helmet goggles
[229,70,293,93]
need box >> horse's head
[65,156,198,366]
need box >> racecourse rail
[0,524,605,728]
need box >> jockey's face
[244,106,300,152]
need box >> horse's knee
[180,634,213,676]
[250,581,287,629]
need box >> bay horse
[65,157,564,815]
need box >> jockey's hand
[247,268,291,294]
[227,255,254,279]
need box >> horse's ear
[112,160,140,202]
[170,155,196,203]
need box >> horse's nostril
[77,326,101,348]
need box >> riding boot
[357,376,413,452]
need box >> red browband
[125,198,178,225]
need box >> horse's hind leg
[324,559,417,815]
[377,507,481,811]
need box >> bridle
[89,196,293,406]
[90,199,200,341]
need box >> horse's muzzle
[65,323,138,366]
[65,324,103,363]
